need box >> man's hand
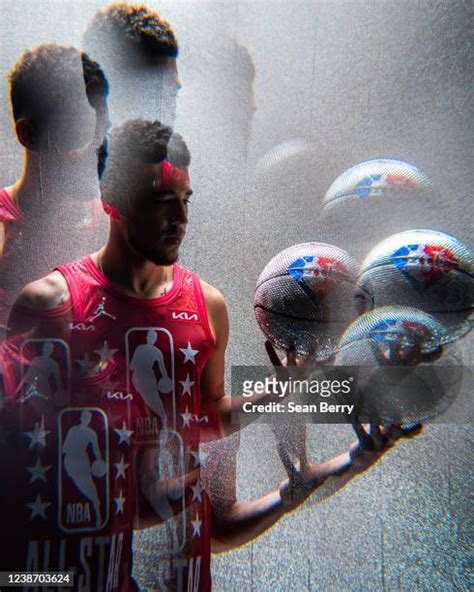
[278,422,422,513]
[265,340,312,478]
[264,340,305,370]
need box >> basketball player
[0,43,110,334]
[2,120,418,591]
[83,2,180,127]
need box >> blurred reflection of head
[83,2,180,127]
[8,43,109,206]
[229,41,256,164]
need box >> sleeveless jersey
[0,188,24,330]
[0,256,217,591]
[0,188,107,334]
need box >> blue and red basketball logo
[288,256,346,293]
[371,318,432,363]
[354,174,382,198]
[391,243,458,288]
[385,173,417,189]
[354,173,418,198]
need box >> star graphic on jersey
[25,416,50,448]
[190,481,205,503]
[114,455,129,480]
[180,374,194,397]
[27,493,51,520]
[26,458,51,484]
[114,490,126,515]
[180,407,193,429]
[76,353,96,375]
[94,341,118,363]
[114,422,134,446]
[180,342,199,365]
[188,448,209,468]
[191,512,202,538]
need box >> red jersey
[0,188,107,333]
[1,256,217,591]
[0,188,24,330]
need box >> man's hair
[83,2,178,71]
[9,43,108,125]
[100,118,190,210]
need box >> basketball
[334,306,460,425]
[91,459,107,478]
[357,229,474,338]
[322,158,431,212]
[254,243,358,358]
[158,376,173,394]
[254,138,315,178]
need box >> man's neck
[8,152,100,214]
[94,235,172,300]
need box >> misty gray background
[0,0,472,590]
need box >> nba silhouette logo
[19,338,71,403]
[58,407,109,532]
[125,327,176,431]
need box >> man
[83,2,180,127]
[2,120,417,591]
[0,43,110,334]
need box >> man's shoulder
[199,279,226,310]
[178,264,226,309]
[15,271,70,311]
[0,187,22,222]
[198,279,229,345]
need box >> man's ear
[15,118,40,151]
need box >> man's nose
[172,199,188,224]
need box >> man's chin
[143,249,180,266]
[129,235,181,266]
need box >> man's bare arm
[208,424,421,553]
[200,282,288,437]
[198,281,422,551]
[7,271,71,338]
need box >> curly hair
[83,2,178,70]
[9,43,108,126]
[100,118,190,210]
[81,52,110,109]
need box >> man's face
[115,57,181,127]
[34,94,110,198]
[123,160,192,266]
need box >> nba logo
[19,338,71,404]
[391,243,458,288]
[288,256,347,295]
[370,319,430,364]
[125,327,176,431]
[58,407,109,532]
